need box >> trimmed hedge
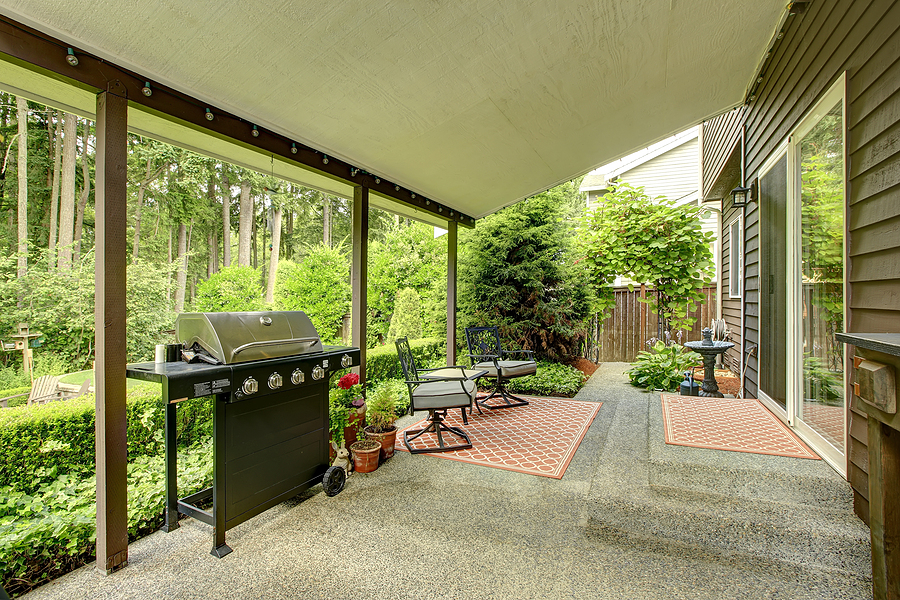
[0,384,212,494]
[365,337,445,384]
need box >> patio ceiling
[0,0,784,219]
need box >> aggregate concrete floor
[23,363,872,600]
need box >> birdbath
[683,328,734,398]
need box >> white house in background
[579,126,720,282]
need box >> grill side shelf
[126,361,234,401]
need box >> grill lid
[175,311,323,364]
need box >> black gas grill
[126,311,359,557]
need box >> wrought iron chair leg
[478,377,529,409]
[403,410,472,454]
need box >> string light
[65,48,78,66]
[141,82,152,97]
[291,143,297,154]
[205,108,214,121]
[251,125,259,137]
[322,155,329,164]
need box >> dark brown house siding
[701,0,900,524]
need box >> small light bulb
[438,206,442,213]
[411,193,416,199]
[323,155,329,164]
[426,200,430,205]
[66,48,79,67]
[375,178,380,184]
[141,82,152,97]
[394,185,400,191]
[251,125,259,137]
[449,211,454,217]
[291,143,297,154]
[205,108,214,121]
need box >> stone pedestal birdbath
[684,328,735,398]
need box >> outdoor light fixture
[291,143,297,154]
[251,125,259,137]
[141,82,152,97]
[375,178,380,184]
[730,185,751,208]
[65,48,78,66]
[426,200,430,205]
[322,155,329,164]
[394,185,400,191]
[205,108,214,121]
[350,168,358,176]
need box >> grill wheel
[322,466,346,496]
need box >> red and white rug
[396,395,602,479]
[660,394,819,460]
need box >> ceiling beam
[0,15,476,227]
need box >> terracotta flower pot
[350,439,381,473]
[364,425,398,461]
[343,403,366,446]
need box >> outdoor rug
[660,394,819,459]
[396,395,602,478]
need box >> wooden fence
[583,286,717,363]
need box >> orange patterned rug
[396,395,602,479]
[660,394,819,459]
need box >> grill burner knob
[268,372,283,390]
[291,369,305,385]
[341,354,352,368]
[312,365,325,380]
[242,377,258,395]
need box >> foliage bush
[0,385,211,493]
[579,183,715,334]
[0,386,31,407]
[194,265,266,313]
[364,337,444,385]
[0,438,212,597]
[386,287,422,343]
[459,180,593,360]
[275,245,350,343]
[625,341,702,392]
[505,361,586,398]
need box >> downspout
[740,125,748,397]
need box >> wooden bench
[0,376,90,408]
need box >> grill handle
[231,336,320,357]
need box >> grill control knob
[242,377,258,395]
[291,369,305,385]
[268,372,283,390]
[341,354,352,368]
[312,365,325,380]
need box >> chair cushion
[473,360,537,378]
[412,379,476,410]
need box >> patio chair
[0,376,89,408]
[395,337,475,453]
[464,326,536,409]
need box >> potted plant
[364,382,401,461]
[349,439,381,473]
[329,372,366,456]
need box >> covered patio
[22,364,870,600]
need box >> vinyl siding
[700,0,900,524]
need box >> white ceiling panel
[0,0,784,218]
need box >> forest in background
[0,93,593,386]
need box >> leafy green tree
[194,265,266,312]
[387,287,422,343]
[579,182,715,335]
[459,180,593,360]
[274,244,350,343]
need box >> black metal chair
[464,326,536,409]
[395,337,476,453]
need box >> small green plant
[365,382,400,433]
[626,341,702,392]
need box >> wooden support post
[351,186,368,384]
[447,221,458,366]
[868,417,900,600]
[94,87,129,574]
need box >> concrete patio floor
[23,363,872,600]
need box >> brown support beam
[447,221,458,366]
[351,186,369,383]
[94,86,129,574]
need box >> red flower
[338,372,359,390]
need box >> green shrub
[368,378,410,418]
[386,287,422,343]
[364,337,444,384]
[0,437,212,597]
[0,386,31,408]
[506,361,586,398]
[626,341,702,392]
[0,384,211,493]
[194,265,266,312]
[275,246,350,343]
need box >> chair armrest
[466,353,499,363]
[0,392,28,404]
